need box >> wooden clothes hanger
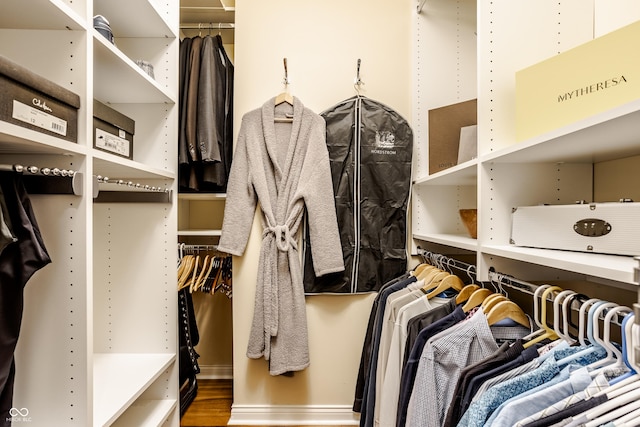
[425,274,464,299]
[191,255,213,293]
[420,270,450,293]
[415,267,442,288]
[522,285,562,348]
[456,284,480,304]
[462,288,493,312]
[178,255,196,290]
[413,262,435,278]
[486,300,531,328]
[482,293,508,312]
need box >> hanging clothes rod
[0,163,83,195]
[417,247,629,325]
[95,175,170,193]
[94,175,172,203]
[417,248,478,281]
[180,23,235,30]
[178,244,226,253]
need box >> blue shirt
[458,346,606,427]
[487,366,592,427]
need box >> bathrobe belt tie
[263,224,298,252]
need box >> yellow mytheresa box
[516,20,640,142]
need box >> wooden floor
[179,379,355,427]
[180,379,233,427]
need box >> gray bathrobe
[218,97,344,375]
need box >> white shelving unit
[1,0,179,426]
[412,0,640,294]
[178,193,226,240]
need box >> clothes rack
[416,247,629,326]
[179,23,235,30]
[0,163,83,195]
[178,243,221,254]
[416,248,478,283]
[94,175,173,203]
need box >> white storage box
[511,202,640,256]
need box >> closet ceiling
[180,0,235,44]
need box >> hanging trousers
[0,173,51,426]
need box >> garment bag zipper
[351,97,362,293]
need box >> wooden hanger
[486,300,530,328]
[455,284,480,304]
[413,263,434,278]
[184,255,201,292]
[425,274,464,299]
[275,91,293,106]
[481,293,508,312]
[178,255,196,290]
[416,267,442,285]
[522,285,562,348]
[274,93,294,123]
[462,288,493,312]
[191,255,212,293]
[420,270,450,293]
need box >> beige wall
[232,0,413,407]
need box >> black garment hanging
[178,288,200,416]
[178,34,234,193]
[303,96,413,293]
[0,172,51,426]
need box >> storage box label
[516,21,640,141]
[95,128,131,157]
[12,99,68,136]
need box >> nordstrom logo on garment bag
[558,75,627,102]
[371,130,397,155]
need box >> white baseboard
[228,404,360,425]
[196,364,233,379]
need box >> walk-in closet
[1,0,179,425]
[3,1,640,427]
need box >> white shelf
[483,98,640,165]
[111,399,177,427]
[482,244,637,285]
[0,0,85,31]
[413,233,478,251]
[413,159,477,186]
[93,151,176,180]
[93,33,177,104]
[178,229,222,237]
[95,0,176,38]
[93,353,175,427]
[0,121,87,155]
[178,193,227,200]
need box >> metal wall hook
[354,58,364,95]
[282,57,290,86]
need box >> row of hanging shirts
[354,251,639,427]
